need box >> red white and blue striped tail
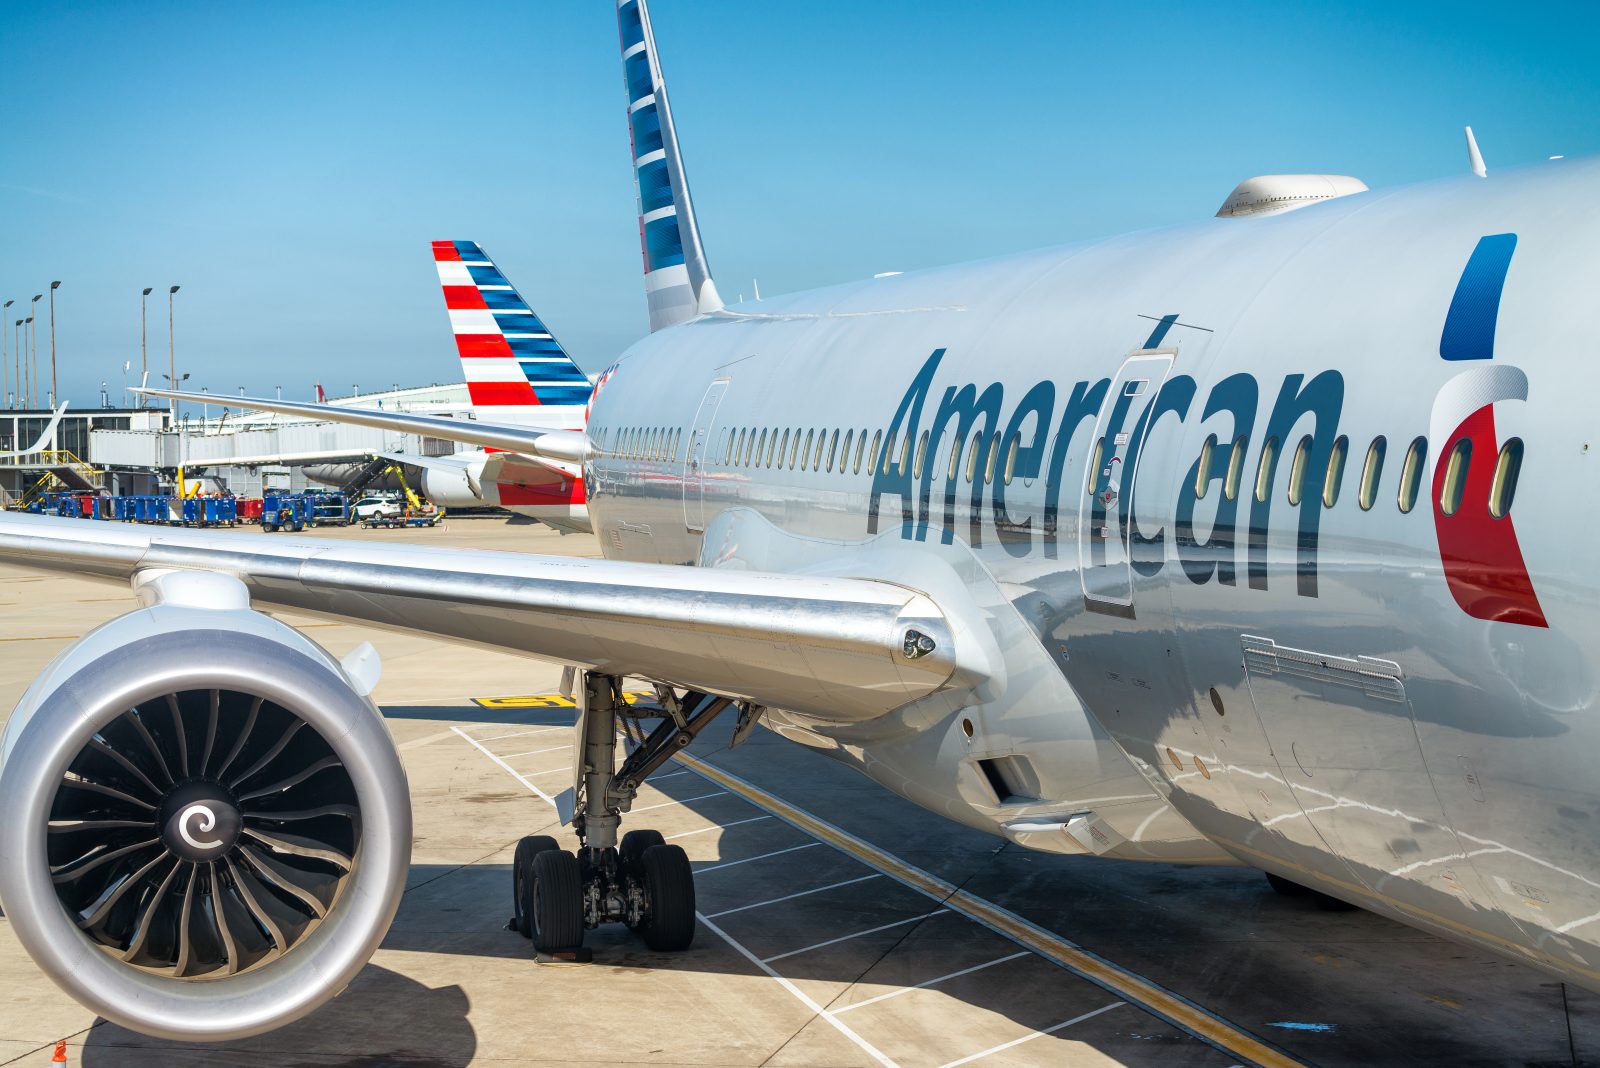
[431,241,592,423]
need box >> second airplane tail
[431,240,592,425]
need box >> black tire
[262,522,277,533]
[1312,890,1358,912]
[512,835,560,938]
[619,829,665,873]
[639,844,695,952]
[1265,872,1309,897]
[529,849,585,953]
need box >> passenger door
[683,378,729,533]
[1078,352,1174,614]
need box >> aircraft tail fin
[431,241,593,421]
[617,0,722,332]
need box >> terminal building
[0,384,472,504]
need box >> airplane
[305,241,595,533]
[0,0,1595,1048]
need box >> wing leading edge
[0,512,975,724]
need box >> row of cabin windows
[1189,433,1523,519]
[599,421,1523,522]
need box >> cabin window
[984,433,1000,484]
[842,430,854,474]
[1490,438,1523,519]
[777,428,790,468]
[1323,435,1348,508]
[789,428,802,469]
[912,431,928,479]
[1255,437,1279,504]
[947,433,964,482]
[962,432,978,483]
[813,429,827,471]
[1088,438,1104,497]
[735,428,747,466]
[1398,437,1427,513]
[826,429,840,471]
[1358,437,1385,510]
[800,429,813,471]
[867,431,880,476]
[673,428,681,460]
[756,428,768,466]
[1194,435,1217,499]
[1287,436,1313,506]
[1003,433,1019,485]
[721,429,734,464]
[1440,438,1472,516]
[1224,435,1247,501]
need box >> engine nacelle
[0,570,411,1041]
[419,458,487,509]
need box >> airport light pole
[2,299,11,409]
[11,321,20,409]
[167,285,180,422]
[30,294,42,407]
[140,287,152,408]
[48,281,60,409]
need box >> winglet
[1465,126,1487,178]
[618,0,722,331]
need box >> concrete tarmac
[0,515,1592,1067]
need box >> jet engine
[419,458,487,509]
[0,570,411,1041]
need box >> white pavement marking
[696,842,821,873]
[451,727,559,808]
[935,1001,1125,1068]
[696,911,902,1068]
[834,952,1032,1015]
[632,790,726,813]
[470,725,568,743]
[667,815,773,840]
[763,910,950,964]
[397,728,463,751]
[651,769,692,781]
[705,874,883,919]
[500,744,572,759]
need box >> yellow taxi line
[674,750,1310,1068]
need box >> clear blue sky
[2,1,1596,408]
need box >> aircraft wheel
[638,844,695,951]
[1312,890,1358,912]
[1265,872,1309,897]
[619,829,664,873]
[529,849,584,953]
[512,835,560,938]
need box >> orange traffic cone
[51,1041,67,1063]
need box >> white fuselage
[582,158,1600,990]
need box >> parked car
[350,496,402,522]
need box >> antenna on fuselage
[1465,126,1488,178]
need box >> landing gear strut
[511,673,736,958]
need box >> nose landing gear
[510,673,736,959]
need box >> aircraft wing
[133,387,588,465]
[0,511,975,724]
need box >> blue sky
[1,1,1595,408]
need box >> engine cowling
[0,570,411,1041]
[419,458,487,509]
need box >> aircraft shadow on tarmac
[65,743,1600,1067]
